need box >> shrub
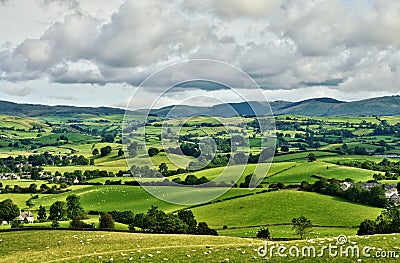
[257,228,271,239]
[99,212,114,229]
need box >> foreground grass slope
[0,230,399,262]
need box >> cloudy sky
[0,0,400,109]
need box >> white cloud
[0,0,400,106]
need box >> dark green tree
[239,174,252,188]
[66,194,85,219]
[28,183,38,193]
[37,205,47,221]
[308,153,316,162]
[257,228,271,239]
[292,215,312,239]
[357,219,376,235]
[118,149,124,157]
[132,213,146,229]
[69,218,95,229]
[148,147,159,157]
[177,210,197,234]
[280,145,289,152]
[100,146,112,157]
[99,212,114,229]
[196,222,218,236]
[0,199,20,222]
[159,163,168,176]
[30,167,40,180]
[48,201,66,220]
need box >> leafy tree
[48,201,66,220]
[99,212,114,229]
[159,163,168,176]
[118,149,124,157]
[357,219,376,235]
[308,153,316,162]
[109,210,134,224]
[292,215,312,239]
[280,145,289,152]
[142,206,187,234]
[148,147,160,157]
[144,206,168,232]
[184,174,199,185]
[101,133,115,143]
[26,198,34,208]
[161,213,188,234]
[373,173,385,181]
[369,186,389,208]
[358,208,400,235]
[375,208,400,233]
[239,174,252,188]
[37,205,47,221]
[30,167,40,180]
[180,142,200,157]
[0,199,20,222]
[344,184,364,202]
[28,183,38,193]
[257,228,271,239]
[177,210,197,234]
[300,181,310,191]
[69,218,95,229]
[100,146,112,157]
[313,179,328,192]
[196,222,218,236]
[66,195,85,219]
[132,213,146,229]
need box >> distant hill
[149,96,400,117]
[0,100,125,117]
[1,95,400,117]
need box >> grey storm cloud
[1,86,33,96]
[0,0,400,97]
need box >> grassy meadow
[0,230,399,262]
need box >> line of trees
[358,208,400,235]
[127,206,217,235]
[0,183,69,194]
[300,179,389,208]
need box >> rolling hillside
[2,95,400,117]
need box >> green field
[190,190,382,229]
[2,111,400,260]
[169,162,295,185]
[0,230,399,262]
[29,185,264,214]
[263,161,378,184]
[218,225,358,239]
